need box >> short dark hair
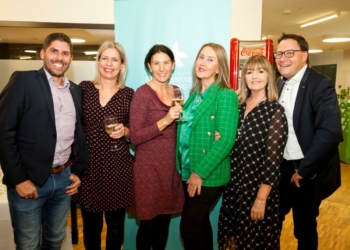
[277,33,309,52]
[42,33,73,53]
[144,44,174,73]
[277,33,309,64]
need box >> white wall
[0,60,95,90]
[309,50,346,91]
[0,0,114,24]
[231,0,262,40]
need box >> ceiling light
[71,38,85,43]
[19,56,32,60]
[282,10,292,15]
[84,51,98,55]
[24,50,36,53]
[300,12,339,28]
[322,35,350,43]
[309,50,323,53]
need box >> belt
[50,160,72,174]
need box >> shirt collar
[284,64,307,86]
[43,68,70,89]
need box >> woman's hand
[110,123,126,139]
[187,172,203,197]
[165,105,182,123]
[250,198,266,221]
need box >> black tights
[80,204,126,250]
[136,214,172,250]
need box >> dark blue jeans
[180,182,222,250]
[7,167,72,250]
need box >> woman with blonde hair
[73,41,134,249]
[176,43,239,249]
[218,55,288,249]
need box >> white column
[231,0,262,40]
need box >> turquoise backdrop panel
[114,0,231,249]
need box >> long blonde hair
[92,41,128,89]
[191,43,230,93]
[239,55,278,104]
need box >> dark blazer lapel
[69,83,81,118]
[37,67,55,124]
[192,85,219,128]
[293,67,311,131]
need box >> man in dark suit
[0,33,88,249]
[275,33,342,250]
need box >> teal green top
[176,83,239,187]
[179,83,214,181]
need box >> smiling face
[148,52,175,84]
[244,65,269,94]
[98,48,124,81]
[40,40,72,83]
[195,46,219,84]
[275,39,308,80]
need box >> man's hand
[291,170,303,188]
[15,180,38,200]
[66,174,81,196]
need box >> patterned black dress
[73,81,134,212]
[218,100,288,250]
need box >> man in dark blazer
[0,33,88,249]
[275,33,342,250]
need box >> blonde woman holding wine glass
[129,44,185,250]
[73,41,134,250]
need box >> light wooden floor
[69,162,350,250]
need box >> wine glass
[104,115,120,151]
[172,87,186,121]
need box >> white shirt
[279,65,307,160]
[44,69,76,166]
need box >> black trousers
[80,204,126,250]
[279,159,321,250]
[180,182,223,250]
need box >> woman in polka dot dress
[73,41,134,250]
[218,55,288,250]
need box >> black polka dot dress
[218,100,288,250]
[73,81,134,212]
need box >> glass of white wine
[104,115,120,151]
[172,87,186,122]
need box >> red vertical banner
[229,38,274,90]
[230,38,240,90]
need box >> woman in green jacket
[176,43,239,249]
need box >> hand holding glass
[104,115,120,151]
[172,88,186,121]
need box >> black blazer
[0,67,89,188]
[277,67,343,200]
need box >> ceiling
[262,0,350,52]
[0,0,349,53]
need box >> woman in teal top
[176,43,239,249]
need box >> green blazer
[176,84,239,187]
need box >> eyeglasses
[273,50,303,59]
